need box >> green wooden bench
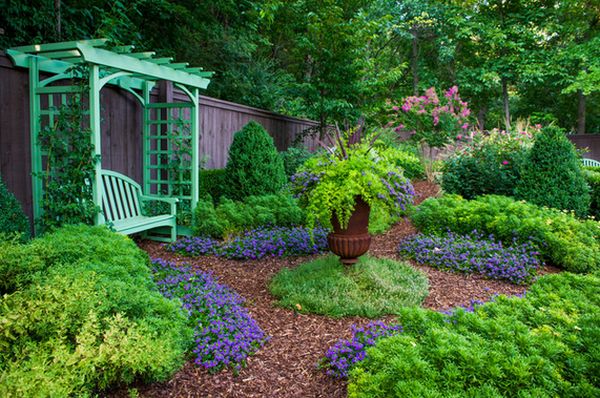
[582,158,600,168]
[100,169,178,242]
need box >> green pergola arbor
[7,39,212,235]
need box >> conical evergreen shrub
[515,126,590,217]
[0,177,30,241]
[224,121,287,200]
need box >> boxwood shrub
[348,272,600,397]
[224,121,287,200]
[515,125,590,217]
[411,194,600,273]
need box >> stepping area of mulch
[114,181,560,398]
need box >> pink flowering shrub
[389,86,472,148]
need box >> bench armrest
[140,195,178,215]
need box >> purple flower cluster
[151,258,267,371]
[167,226,329,260]
[290,170,324,199]
[398,231,541,285]
[382,171,415,213]
[321,321,403,378]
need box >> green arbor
[8,39,212,235]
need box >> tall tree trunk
[55,0,61,40]
[502,78,511,131]
[477,105,487,131]
[411,29,419,96]
[577,89,586,134]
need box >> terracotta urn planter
[327,196,371,265]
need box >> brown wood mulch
[109,180,560,398]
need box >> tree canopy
[1,0,598,132]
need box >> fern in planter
[291,123,415,231]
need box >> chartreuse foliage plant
[412,195,600,273]
[224,121,287,200]
[0,176,29,242]
[292,124,415,232]
[348,272,600,397]
[0,225,190,396]
[269,255,429,318]
[515,125,590,217]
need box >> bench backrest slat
[100,170,143,222]
[582,158,600,168]
[117,178,132,219]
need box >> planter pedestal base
[327,232,371,265]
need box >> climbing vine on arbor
[37,67,100,232]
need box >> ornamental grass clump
[151,258,267,371]
[167,226,329,260]
[398,231,541,284]
[292,122,415,232]
[269,255,429,318]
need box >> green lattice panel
[144,103,194,220]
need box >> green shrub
[442,144,529,199]
[224,121,287,200]
[348,272,600,397]
[269,255,429,318]
[384,147,425,180]
[192,197,225,238]
[199,168,226,202]
[515,125,590,217]
[368,203,401,235]
[0,177,29,241]
[441,128,533,199]
[584,169,600,219]
[193,193,305,238]
[280,146,313,178]
[0,225,191,396]
[412,195,600,273]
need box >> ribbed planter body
[327,197,371,265]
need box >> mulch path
[110,180,560,398]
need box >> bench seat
[100,169,178,242]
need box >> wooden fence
[568,135,600,161]
[0,52,319,223]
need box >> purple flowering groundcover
[151,258,268,371]
[167,225,329,260]
[398,231,541,284]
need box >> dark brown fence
[0,52,319,223]
[568,135,600,161]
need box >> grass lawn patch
[269,255,429,318]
